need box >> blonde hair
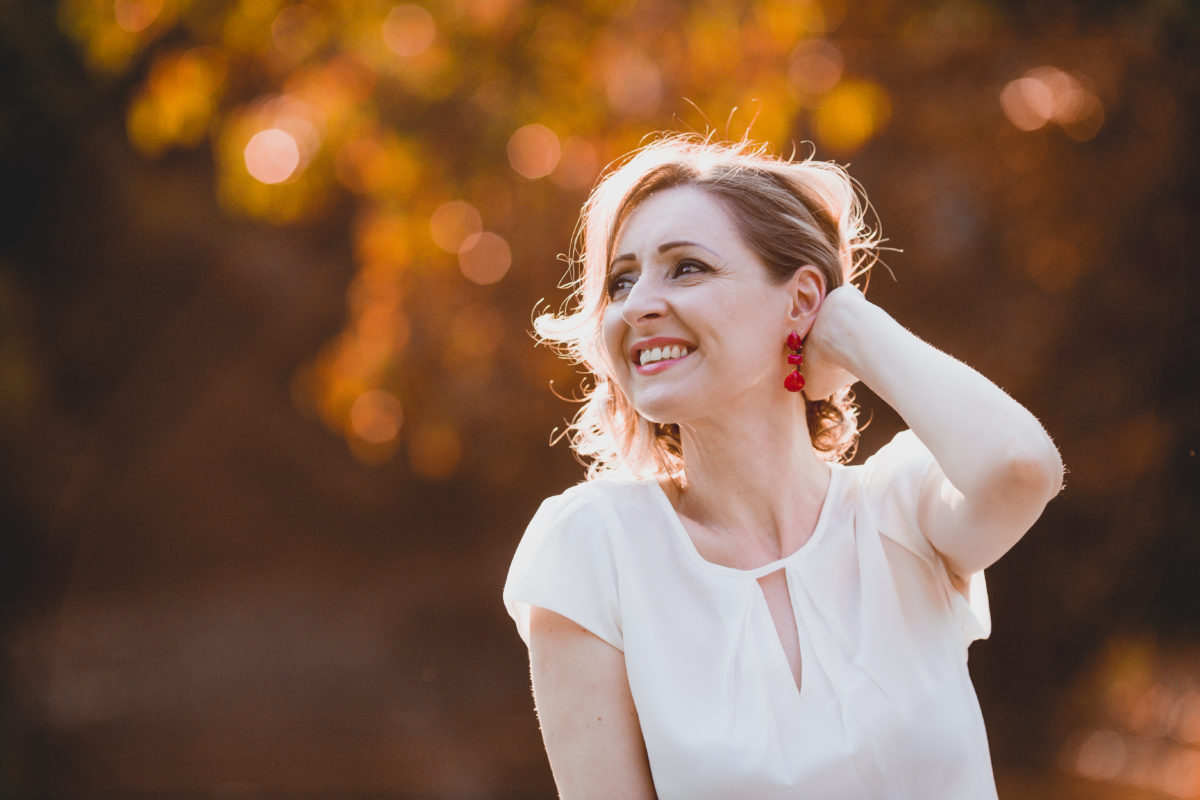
[536,134,880,480]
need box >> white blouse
[504,431,997,799]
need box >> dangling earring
[784,330,806,393]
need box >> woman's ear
[786,265,827,329]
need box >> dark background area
[1,0,1197,797]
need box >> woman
[502,135,1063,799]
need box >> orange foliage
[59,0,916,468]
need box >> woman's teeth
[639,345,691,366]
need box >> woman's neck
[670,403,832,561]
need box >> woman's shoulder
[506,480,650,651]
[529,477,661,536]
[540,475,659,510]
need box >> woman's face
[601,184,795,425]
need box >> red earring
[784,330,806,393]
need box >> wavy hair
[536,134,881,480]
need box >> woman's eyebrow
[608,240,720,272]
[608,252,637,273]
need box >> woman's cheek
[599,315,627,378]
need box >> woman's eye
[607,272,636,298]
[672,258,708,277]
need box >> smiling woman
[600,185,819,428]
[540,137,878,480]
[503,134,1063,799]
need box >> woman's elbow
[996,437,1065,509]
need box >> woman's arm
[527,606,657,799]
[805,284,1064,580]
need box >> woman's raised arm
[527,606,658,799]
[805,284,1064,581]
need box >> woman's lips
[635,350,691,375]
[630,338,695,374]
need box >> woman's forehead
[613,185,738,253]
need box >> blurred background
[0,0,1196,797]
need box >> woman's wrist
[801,284,883,399]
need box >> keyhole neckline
[648,464,844,579]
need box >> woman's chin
[631,391,697,426]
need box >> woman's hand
[800,283,869,401]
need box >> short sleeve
[503,489,624,651]
[862,430,991,645]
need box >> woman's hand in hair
[799,283,868,401]
[808,281,1063,579]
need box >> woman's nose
[620,274,668,325]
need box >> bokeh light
[1001,76,1056,131]
[458,232,511,285]
[507,124,561,180]
[213,91,329,221]
[813,78,890,153]
[604,51,663,117]
[1073,730,1126,781]
[349,388,404,444]
[260,95,322,158]
[244,128,301,184]
[430,201,483,254]
[787,39,844,98]
[113,0,162,33]
[1000,66,1104,141]
[382,4,436,58]
[551,136,600,190]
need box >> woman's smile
[631,337,696,374]
[602,184,788,421]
